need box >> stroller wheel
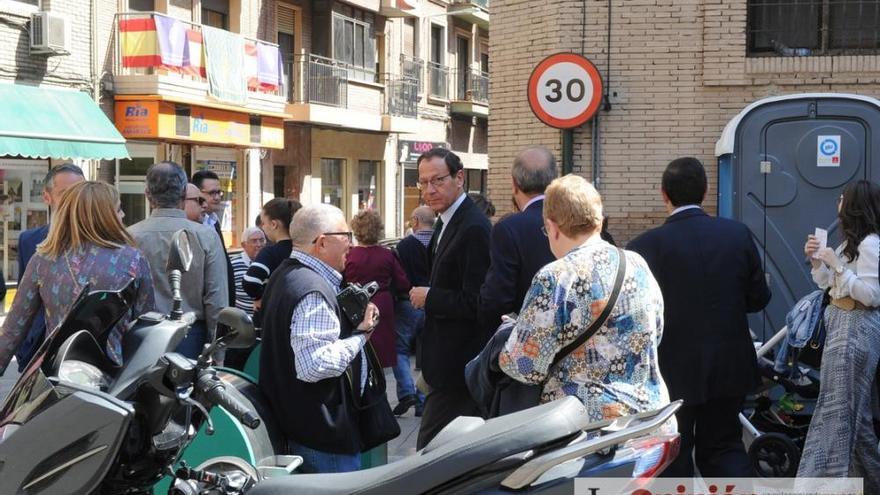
[749,432,801,478]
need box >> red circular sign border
[527,53,604,129]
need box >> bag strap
[548,246,628,371]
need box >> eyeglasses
[312,231,354,244]
[416,174,451,191]
[245,237,266,245]
[201,189,224,198]
[186,196,207,206]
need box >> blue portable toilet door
[735,98,869,340]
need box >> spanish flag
[120,16,160,68]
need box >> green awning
[0,84,129,160]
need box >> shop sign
[399,140,446,163]
[196,159,236,180]
[115,100,284,149]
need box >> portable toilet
[715,93,880,341]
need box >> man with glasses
[192,169,236,307]
[408,148,491,449]
[183,183,207,223]
[259,204,381,473]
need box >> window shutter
[278,4,296,35]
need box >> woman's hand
[804,235,820,258]
[815,247,842,271]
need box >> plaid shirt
[289,250,367,390]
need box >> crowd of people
[0,149,876,486]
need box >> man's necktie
[432,218,444,254]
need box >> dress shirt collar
[150,208,186,218]
[523,194,545,211]
[203,212,219,227]
[669,204,702,217]
[290,249,343,291]
[439,192,467,227]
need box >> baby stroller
[739,325,822,478]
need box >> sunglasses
[186,196,207,206]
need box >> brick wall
[489,0,880,243]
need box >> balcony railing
[284,54,348,108]
[384,75,418,118]
[453,68,489,104]
[114,12,283,100]
[452,0,489,10]
[427,61,450,100]
[400,54,424,92]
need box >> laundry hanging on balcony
[119,13,205,77]
[202,25,247,104]
[253,43,282,91]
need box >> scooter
[0,229,272,495]
[0,228,684,494]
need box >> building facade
[489,0,880,242]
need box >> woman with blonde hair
[0,181,154,374]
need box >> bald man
[478,147,558,332]
[184,183,206,223]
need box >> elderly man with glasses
[259,203,382,473]
[192,169,236,307]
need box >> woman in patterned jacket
[499,174,672,426]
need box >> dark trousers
[176,320,208,360]
[416,386,481,449]
[663,395,753,478]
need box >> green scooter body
[155,343,388,493]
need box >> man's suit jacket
[212,222,236,307]
[422,195,492,390]
[14,225,49,369]
[478,199,555,332]
[627,208,771,405]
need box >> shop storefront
[114,97,284,247]
[0,84,130,292]
[398,139,446,226]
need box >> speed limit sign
[527,53,603,129]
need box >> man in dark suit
[627,157,771,477]
[192,169,236,307]
[479,147,557,332]
[14,163,84,371]
[409,148,491,449]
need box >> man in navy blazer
[479,147,557,332]
[409,148,491,449]
[628,157,771,477]
[14,163,84,371]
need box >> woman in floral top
[0,181,154,374]
[499,175,672,425]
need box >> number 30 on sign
[527,53,603,129]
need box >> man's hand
[357,303,380,335]
[253,299,262,312]
[410,287,429,309]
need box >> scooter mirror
[215,308,256,349]
[167,229,195,273]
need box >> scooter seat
[248,396,590,495]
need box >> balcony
[400,54,424,94]
[450,68,489,117]
[113,12,286,116]
[284,53,385,132]
[448,0,489,27]
[427,61,450,101]
[381,75,420,133]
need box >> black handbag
[347,342,401,451]
[791,290,829,369]
[490,247,628,416]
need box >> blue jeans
[289,440,361,473]
[392,299,425,403]
[175,320,207,359]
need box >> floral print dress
[499,239,672,425]
[0,244,154,373]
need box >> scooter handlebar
[196,373,261,429]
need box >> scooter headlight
[57,360,110,391]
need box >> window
[321,158,344,209]
[748,0,880,56]
[430,24,444,64]
[332,13,377,82]
[357,160,379,211]
[202,0,229,29]
[466,169,486,195]
[128,0,154,11]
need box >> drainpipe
[90,0,100,179]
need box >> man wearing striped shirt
[231,226,266,317]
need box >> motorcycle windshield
[0,280,137,426]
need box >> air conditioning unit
[30,11,70,55]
